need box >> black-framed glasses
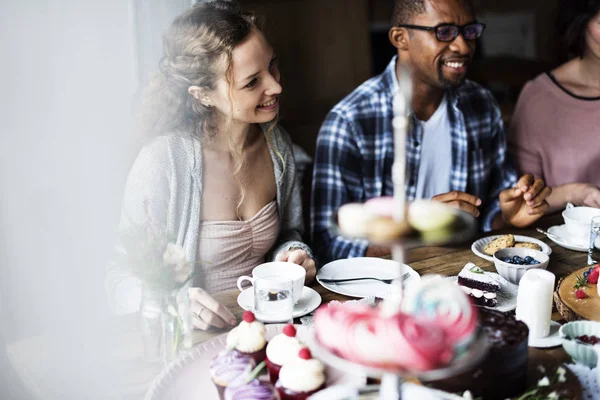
[397,22,486,42]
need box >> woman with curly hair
[106,0,315,330]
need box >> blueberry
[529,260,538,265]
[524,256,533,263]
[512,256,524,265]
[584,271,590,278]
[503,257,512,263]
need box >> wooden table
[6,214,587,399]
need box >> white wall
[0,0,138,341]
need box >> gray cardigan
[105,123,311,314]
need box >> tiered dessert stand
[311,66,487,400]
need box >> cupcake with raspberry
[275,348,326,400]
[224,361,279,400]
[265,324,304,384]
[226,311,268,364]
[210,350,256,400]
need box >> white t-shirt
[414,95,452,199]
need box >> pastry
[401,275,479,351]
[457,262,500,307]
[265,324,304,384]
[514,242,542,251]
[210,350,256,400]
[224,362,279,400]
[226,311,268,364]
[408,200,456,232]
[337,203,369,238]
[365,216,412,242]
[315,301,462,371]
[483,234,515,255]
[275,348,326,400]
[315,276,478,372]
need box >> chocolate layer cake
[458,263,501,292]
[426,309,529,400]
[457,263,501,307]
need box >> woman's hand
[500,174,551,228]
[275,249,316,284]
[188,287,237,330]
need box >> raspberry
[298,347,312,360]
[575,289,588,299]
[242,311,256,323]
[587,268,599,284]
[282,324,297,337]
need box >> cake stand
[309,327,490,399]
[321,201,483,400]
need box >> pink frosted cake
[265,324,304,384]
[314,275,478,372]
[226,311,268,364]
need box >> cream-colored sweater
[105,124,311,314]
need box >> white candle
[515,269,556,338]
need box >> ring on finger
[194,305,206,319]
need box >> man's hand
[432,191,482,218]
[500,174,551,228]
[275,249,316,284]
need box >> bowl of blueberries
[492,247,549,285]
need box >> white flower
[163,243,187,265]
[462,390,473,400]
[537,376,550,387]
[556,366,566,383]
[163,243,192,283]
[547,391,559,399]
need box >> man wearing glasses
[311,0,551,263]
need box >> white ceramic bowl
[562,206,600,240]
[559,320,600,368]
[493,248,550,285]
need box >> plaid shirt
[311,56,517,264]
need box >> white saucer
[237,286,321,322]
[528,321,563,348]
[547,225,589,252]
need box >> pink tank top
[196,201,280,293]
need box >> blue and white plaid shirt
[311,56,517,264]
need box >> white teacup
[237,262,306,303]
[562,204,600,241]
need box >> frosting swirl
[226,319,267,353]
[402,275,478,350]
[315,303,452,371]
[278,357,326,392]
[210,350,255,385]
[266,332,304,367]
[224,378,277,400]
